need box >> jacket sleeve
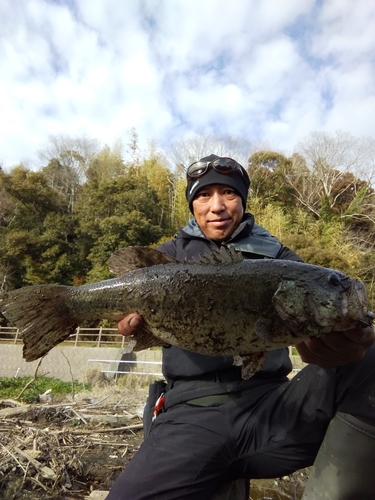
[276,245,304,263]
[156,239,177,259]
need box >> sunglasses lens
[212,158,237,173]
[187,158,241,178]
[187,161,208,178]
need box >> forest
[1,129,374,328]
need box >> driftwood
[14,446,57,480]
[0,390,146,499]
[69,423,143,435]
[0,400,79,418]
[76,413,136,425]
[0,400,31,418]
[0,389,309,499]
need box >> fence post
[14,329,19,344]
[97,327,103,347]
[75,327,80,347]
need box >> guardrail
[0,326,21,343]
[0,327,303,377]
[0,326,129,348]
[87,358,163,381]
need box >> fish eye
[328,272,340,286]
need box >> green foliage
[138,156,174,231]
[0,166,81,288]
[248,151,296,208]
[319,194,334,222]
[41,158,81,214]
[0,165,64,218]
[173,171,191,227]
[86,144,126,182]
[251,199,367,278]
[75,171,165,281]
[250,201,291,240]
[289,238,349,270]
[0,376,89,403]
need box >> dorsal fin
[109,246,178,276]
[189,246,243,265]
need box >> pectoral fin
[273,280,307,332]
[124,328,170,353]
[233,352,267,379]
[254,318,274,342]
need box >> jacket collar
[179,213,255,243]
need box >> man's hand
[118,313,144,336]
[296,326,375,367]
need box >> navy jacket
[157,213,303,405]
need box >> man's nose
[210,193,225,212]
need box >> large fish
[0,246,373,378]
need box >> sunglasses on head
[186,157,244,179]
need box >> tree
[138,155,174,231]
[86,144,126,182]
[38,134,100,182]
[285,131,375,224]
[75,171,165,281]
[247,151,296,208]
[0,166,81,288]
[42,158,81,214]
[167,133,255,171]
[0,165,64,218]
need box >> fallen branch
[0,404,31,418]
[0,401,77,418]
[69,407,88,425]
[76,413,136,425]
[14,446,57,480]
[69,423,143,435]
[1,442,26,474]
[0,399,25,408]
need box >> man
[106,155,375,500]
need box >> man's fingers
[118,313,143,336]
[342,326,375,346]
[295,326,374,367]
[295,339,340,367]
[128,316,142,329]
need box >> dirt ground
[0,377,309,500]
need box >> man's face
[192,184,244,243]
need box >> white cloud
[314,0,375,63]
[0,0,374,168]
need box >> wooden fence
[0,326,128,348]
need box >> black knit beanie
[186,154,250,213]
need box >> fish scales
[0,246,373,376]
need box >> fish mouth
[356,311,374,328]
[342,281,374,328]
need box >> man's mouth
[209,218,230,225]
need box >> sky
[1,0,375,169]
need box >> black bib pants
[106,344,375,500]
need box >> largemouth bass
[0,246,373,378]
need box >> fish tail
[0,285,78,361]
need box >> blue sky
[1,0,374,169]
